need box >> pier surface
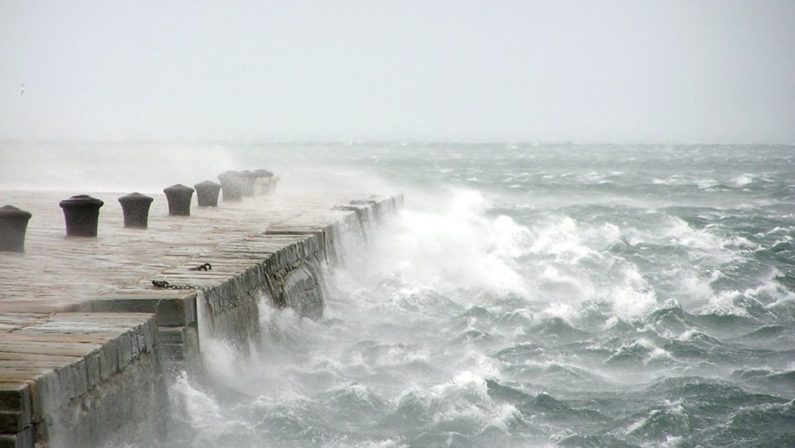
[0,189,402,447]
[0,190,373,312]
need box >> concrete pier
[0,189,402,447]
[0,312,163,448]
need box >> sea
[2,142,794,447]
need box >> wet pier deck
[0,190,373,312]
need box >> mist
[2,0,794,144]
[2,3,794,445]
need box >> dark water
[6,143,793,447]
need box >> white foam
[695,268,795,317]
[624,398,686,435]
[485,403,523,432]
[696,290,752,317]
[527,216,616,264]
[677,328,701,341]
[645,346,674,364]
[607,266,659,318]
[696,178,720,189]
[671,271,715,306]
[169,372,222,424]
[733,173,754,187]
[350,188,532,298]
[541,301,577,321]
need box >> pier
[0,187,402,447]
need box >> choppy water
[152,144,793,448]
[6,143,793,447]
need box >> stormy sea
[6,142,795,447]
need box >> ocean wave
[320,383,391,427]
[557,434,640,448]
[501,361,612,389]
[485,380,609,425]
[604,338,676,368]
[621,399,707,441]
[731,369,795,396]
[734,324,795,349]
[521,317,591,344]
[713,400,795,447]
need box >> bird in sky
[20,84,25,96]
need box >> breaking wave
[152,143,795,447]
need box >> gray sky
[1,0,793,143]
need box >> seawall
[0,190,402,447]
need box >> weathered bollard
[239,170,257,196]
[254,169,273,178]
[118,192,154,228]
[254,169,275,194]
[59,195,104,237]
[194,180,222,207]
[218,171,243,201]
[0,205,32,252]
[163,184,194,216]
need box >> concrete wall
[0,313,166,448]
[143,195,403,364]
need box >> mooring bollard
[0,205,32,252]
[239,170,257,196]
[218,171,243,201]
[194,180,222,207]
[254,169,274,178]
[118,192,154,228]
[59,195,104,237]
[163,184,194,216]
[253,169,275,194]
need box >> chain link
[151,280,197,290]
[151,262,212,289]
[188,262,213,271]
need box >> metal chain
[150,262,212,289]
[188,262,213,271]
[151,280,196,290]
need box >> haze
[1,0,793,143]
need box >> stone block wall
[0,313,165,448]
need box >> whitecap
[732,173,755,187]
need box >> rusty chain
[151,262,212,289]
[151,280,195,290]
[188,262,213,271]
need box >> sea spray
[113,143,795,447]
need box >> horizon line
[1,138,793,147]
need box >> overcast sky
[1,0,793,143]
